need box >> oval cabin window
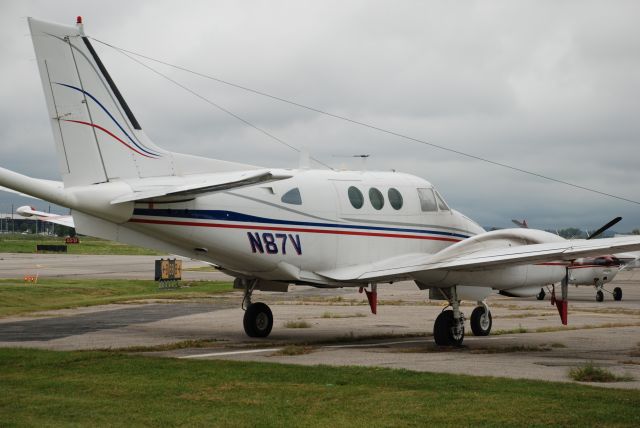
[348,186,364,209]
[369,188,384,210]
[388,188,403,210]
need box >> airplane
[507,218,633,302]
[2,17,640,347]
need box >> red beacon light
[76,16,83,24]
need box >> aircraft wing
[319,233,640,282]
[111,170,292,204]
[15,206,75,228]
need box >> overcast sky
[1,0,639,231]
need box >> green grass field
[0,348,639,426]
[0,233,161,255]
[0,278,233,317]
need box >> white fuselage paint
[122,169,569,291]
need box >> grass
[0,233,162,255]
[284,320,312,328]
[0,278,233,317]
[183,265,218,272]
[493,324,529,335]
[469,345,551,354]
[105,339,225,353]
[1,348,640,426]
[320,311,367,319]
[273,345,315,356]
[568,362,634,383]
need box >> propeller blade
[587,217,622,240]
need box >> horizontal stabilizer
[111,170,292,204]
[16,206,75,228]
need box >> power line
[95,39,333,170]
[92,38,640,205]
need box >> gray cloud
[1,0,639,231]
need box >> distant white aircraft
[508,218,636,302]
[2,17,640,346]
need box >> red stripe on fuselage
[128,218,462,242]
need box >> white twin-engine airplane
[508,218,634,302]
[2,17,640,346]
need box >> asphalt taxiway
[1,253,640,388]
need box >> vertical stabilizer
[28,17,260,187]
[28,17,175,186]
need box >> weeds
[493,324,529,335]
[273,345,314,356]
[284,320,312,329]
[320,311,367,319]
[568,362,634,382]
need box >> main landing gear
[470,302,492,336]
[593,279,623,302]
[433,288,492,346]
[240,279,273,338]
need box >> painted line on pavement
[180,348,281,359]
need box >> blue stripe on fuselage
[132,208,471,239]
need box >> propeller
[511,219,528,228]
[586,217,622,240]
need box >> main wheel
[536,289,546,300]
[470,306,492,336]
[613,287,622,301]
[596,290,604,302]
[433,310,464,346]
[243,302,273,338]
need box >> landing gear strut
[239,279,273,338]
[433,287,465,346]
[593,279,623,302]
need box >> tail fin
[28,17,256,187]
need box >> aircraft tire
[536,289,546,300]
[433,310,464,346]
[243,302,273,338]
[470,306,492,336]
[596,290,604,302]
[613,287,623,301]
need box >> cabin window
[388,188,403,210]
[281,188,302,205]
[348,186,364,209]
[435,190,450,211]
[417,188,437,212]
[369,188,384,210]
